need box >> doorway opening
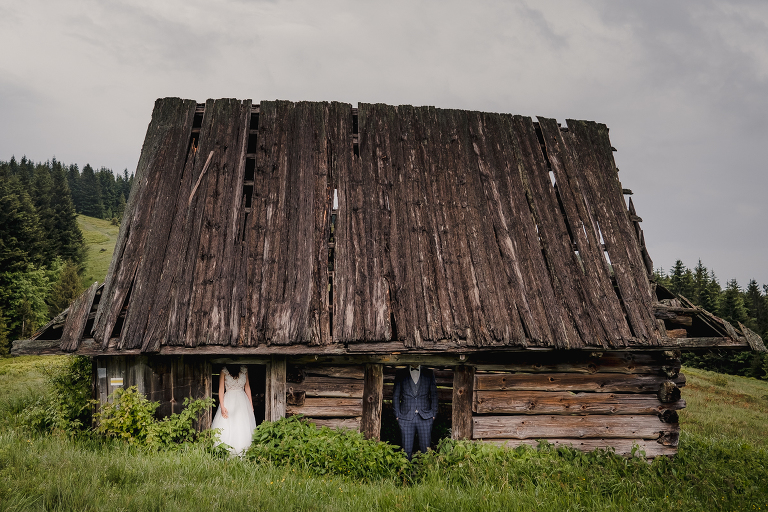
[380,365,453,451]
[212,364,267,426]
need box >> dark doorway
[381,365,453,451]
[212,364,267,426]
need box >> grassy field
[1,357,767,511]
[77,214,120,289]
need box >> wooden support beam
[452,365,475,440]
[361,363,384,440]
[266,355,286,421]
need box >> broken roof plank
[60,281,99,352]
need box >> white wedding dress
[211,366,257,455]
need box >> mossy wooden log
[473,390,685,415]
[473,414,675,440]
[474,373,685,393]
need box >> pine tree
[67,164,82,213]
[31,163,57,264]
[744,280,765,333]
[97,167,117,219]
[670,260,695,299]
[79,164,104,218]
[720,279,749,326]
[48,260,82,317]
[705,271,722,316]
[0,173,44,271]
[692,260,709,306]
[49,163,86,266]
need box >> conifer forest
[0,156,133,354]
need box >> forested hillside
[0,156,133,354]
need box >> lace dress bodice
[222,366,247,391]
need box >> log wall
[468,351,684,457]
[93,355,212,427]
[285,363,365,430]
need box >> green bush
[93,386,159,444]
[246,416,411,482]
[93,386,214,449]
[19,355,91,435]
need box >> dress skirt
[211,388,257,455]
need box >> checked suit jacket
[393,368,438,421]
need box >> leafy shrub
[93,386,214,449]
[246,416,411,482]
[93,386,159,444]
[19,355,92,435]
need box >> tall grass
[2,356,767,511]
[680,367,768,448]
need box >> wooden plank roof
[14,97,765,356]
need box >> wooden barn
[14,98,765,457]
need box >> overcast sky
[1,0,766,286]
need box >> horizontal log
[483,438,677,457]
[45,338,751,358]
[474,373,686,393]
[473,390,686,415]
[287,404,362,418]
[666,329,688,339]
[304,365,365,379]
[287,376,364,398]
[473,415,676,440]
[11,339,62,356]
[308,417,361,430]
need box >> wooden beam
[452,365,475,440]
[287,397,363,418]
[473,414,676,440]
[474,372,686,393]
[361,364,384,440]
[474,390,685,415]
[286,376,364,398]
[265,355,286,421]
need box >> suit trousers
[398,416,433,459]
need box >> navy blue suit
[393,367,438,458]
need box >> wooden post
[452,365,475,440]
[361,363,384,440]
[266,355,286,421]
